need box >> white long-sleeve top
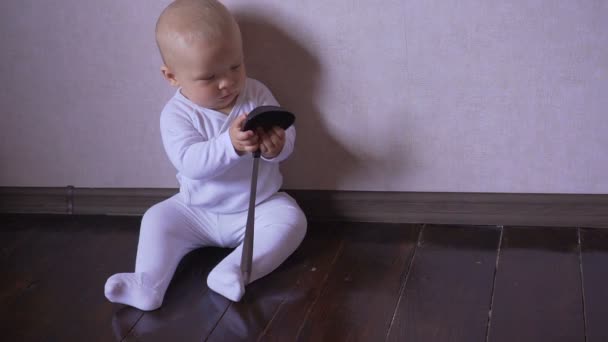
[160,78,295,213]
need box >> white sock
[207,265,245,302]
[104,273,163,311]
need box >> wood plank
[123,247,231,341]
[238,222,343,341]
[0,215,82,341]
[296,222,421,341]
[488,227,585,342]
[1,213,594,341]
[0,215,143,341]
[387,224,501,341]
[67,215,144,341]
[0,214,38,258]
[0,215,39,304]
[206,222,343,341]
[580,228,608,342]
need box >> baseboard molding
[1,187,607,228]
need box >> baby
[104,0,307,311]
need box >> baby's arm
[160,110,245,180]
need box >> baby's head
[156,0,246,112]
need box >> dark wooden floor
[1,214,607,342]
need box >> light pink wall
[1,0,607,193]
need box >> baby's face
[172,33,246,113]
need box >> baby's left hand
[257,126,285,159]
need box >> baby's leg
[105,195,219,311]
[207,193,307,301]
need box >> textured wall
[1,0,607,193]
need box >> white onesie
[104,78,307,310]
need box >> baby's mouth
[220,93,233,100]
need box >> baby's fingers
[231,113,248,130]
[267,127,285,145]
[234,129,255,141]
[259,142,269,154]
[271,126,286,138]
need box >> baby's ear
[160,65,179,87]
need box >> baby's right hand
[229,113,259,155]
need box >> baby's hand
[258,126,286,159]
[230,114,259,155]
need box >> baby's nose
[219,76,235,89]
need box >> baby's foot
[207,266,245,302]
[104,273,163,311]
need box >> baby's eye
[199,75,215,81]
[231,64,241,71]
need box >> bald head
[155,0,240,68]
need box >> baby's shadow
[235,10,360,190]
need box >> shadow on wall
[234,10,360,190]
